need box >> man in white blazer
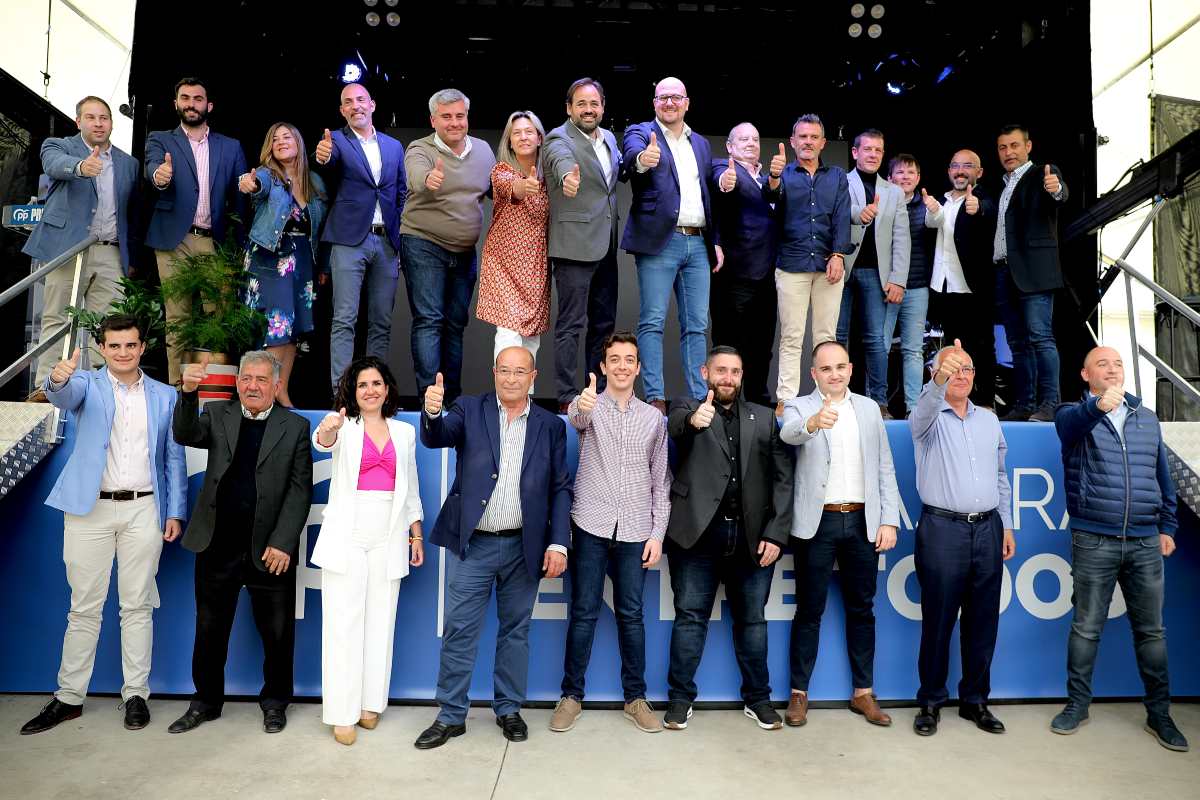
[779,339,901,728]
[836,129,910,416]
[21,314,186,735]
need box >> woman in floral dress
[238,121,327,406]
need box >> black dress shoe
[20,698,82,735]
[123,696,150,730]
[263,708,287,733]
[167,707,220,734]
[496,712,529,742]
[414,720,466,750]
[959,702,1006,733]
[913,705,940,736]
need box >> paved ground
[1,696,1197,799]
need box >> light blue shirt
[1092,391,1129,442]
[911,379,1013,528]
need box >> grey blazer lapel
[221,402,242,459]
[256,409,288,468]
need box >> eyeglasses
[653,94,687,104]
[948,162,977,170]
[495,367,532,378]
[953,366,976,375]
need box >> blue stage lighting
[340,63,364,84]
[936,65,954,84]
[885,82,902,95]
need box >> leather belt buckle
[100,489,152,501]
[965,511,983,523]
[96,239,119,247]
[370,224,387,236]
[189,225,212,238]
[675,225,702,236]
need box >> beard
[177,105,208,127]
[574,115,599,133]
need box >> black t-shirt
[855,168,880,269]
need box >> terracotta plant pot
[182,351,238,406]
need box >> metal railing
[1097,195,1200,409]
[0,235,97,391]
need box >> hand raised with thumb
[720,157,737,192]
[426,157,445,191]
[578,372,598,413]
[861,193,880,224]
[963,183,980,215]
[80,146,103,178]
[641,130,661,169]
[921,187,941,214]
[1043,163,1062,194]
[50,347,81,385]
[769,142,787,178]
[315,128,334,164]
[690,389,716,429]
[563,163,581,198]
[808,393,839,432]
[155,152,174,185]
[424,372,445,416]
[181,352,210,393]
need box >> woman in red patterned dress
[476,111,551,371]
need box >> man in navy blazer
[314,82,407,391]
[710,122,776,406]
[144,77,247,384]
[24,96,140,390]
[621,77,717,411]
[20,314,186,736]
[414,347,571,750]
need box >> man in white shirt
[620,77,719,412]
[21,315,186,735]
[778,340,901,728]
[927,150,998,407]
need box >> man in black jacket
[168,351,313,735]
[993,124,1069,421]
[662,346,794,732]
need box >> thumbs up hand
[690,390,716,430]
[562,163,581,198]
[424,372,445,416]
[425,157,445,191]
[522,163,541,195]
[181,351,210,393]
[577,372,598,413]
[769,142,787,179]
[719,157,738,192]
[1043,163,1061,195]
[50,347,81,385]
[238,167,260,194]
[1096,385,1125,413]
[315,128,334,164]
[154,152,173,187]
[963,183,980,215]
[807,393,839,433]
[640,130,661,169]
[860,193,881,225]
[921,187,942,214]
[80,146,103,178]
[935,339,968,385]
[317,407,347,444]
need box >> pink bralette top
[357,434,396,490]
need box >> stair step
[1160,422,1200,515]
[0,401,58,500]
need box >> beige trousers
[775,268,846,401]
[155,232,216,383]
[35,243,123,386]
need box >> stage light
[886,82,902,95]
[384,0,399,5]
[341,63,364,84]
[386,12,400,26]
[936,65,954,84]
[366,11,380,26]
[871,4,885,19]
[363,0,378,6]
[848,23,863,38]
[867,24,882,38]
[850,3,865,17]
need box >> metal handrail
[1138,344,1200,407]
[1104,253,1200,329]
[0,235,96,309]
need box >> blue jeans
[997,263,1059,409]
[435,533,539,726]
[634,232,710,402]
[561,526,649,702]
[400,234,477,406]
[329,234,399,389]
[666,518,774,706]
[1067,531,1170,716]
[836,266,888,404]
[883,287,930,412]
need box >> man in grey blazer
[541,77,625,412]
[779,339,900,728]
[23,96,140,392]
[836,129,910,416]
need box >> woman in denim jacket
[238,122,327,406]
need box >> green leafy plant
[67,276,166,353]
[158,241,265,356]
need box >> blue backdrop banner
[1,411,1197,703]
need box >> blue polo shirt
[766,162,852,273]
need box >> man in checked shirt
[550,332,671,734]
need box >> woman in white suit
[312,356,424,745]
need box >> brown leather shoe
[785,691,808,727]
[849,693,892,726]
[650,399,667,415]
[26,388,48,403]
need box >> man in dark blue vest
[1052,346,1186,752]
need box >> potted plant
[67,276,167,375]
[159,239,266,401]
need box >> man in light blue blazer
[20,314,187,736]
[779,339,900,728]
[836,129,910,415]
[23,96,140,389]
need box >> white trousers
[56,495,163,704]
[321,491,401,726]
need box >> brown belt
[823,502,865,513]
[675,225,702,236]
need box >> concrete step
[1160,421,1200,515]
[0,400,58,500]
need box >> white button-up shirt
[100,370,153,492]
[352,126,385,225]
[931,193,970,294]
[823,394,866,504]
[642,121,706,228]
[572,123,612,185]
